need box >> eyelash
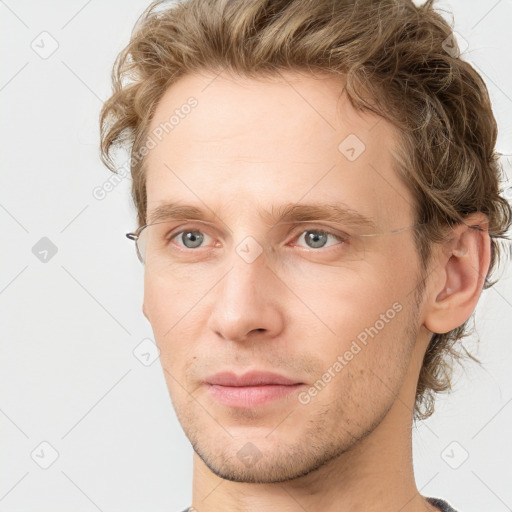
[167,224,348,252]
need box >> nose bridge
[207,238,284,341]
[219,242,270,313]
[219,214,272,295]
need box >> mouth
[205,371,305,408]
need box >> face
[142,70,427,483]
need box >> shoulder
[426,496,459,512]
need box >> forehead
[144,70,414,227]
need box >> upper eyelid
[160,219,352,230]
[168,222,347,234]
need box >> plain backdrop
[1,1,511,511]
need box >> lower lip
[207,384,303,407]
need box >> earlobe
[423,214,491,335]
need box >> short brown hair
[99,0,512,420]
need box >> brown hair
[99,0,512,420]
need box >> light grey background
[1,1,511,511]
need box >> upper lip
[206,371,302,386]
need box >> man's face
[142,70,429,483]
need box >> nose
[206,249,285,343]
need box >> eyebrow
[147,201,377,231]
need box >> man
[99,0,511,510]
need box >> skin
[141,69,490,511]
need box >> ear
[423,213,491,335]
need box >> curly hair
[99,0,512,420]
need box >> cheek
[298,267,402,333]
[303,263,415,375]
[142,272,203,375]
[143,267,211,332]
[311,298,415,421]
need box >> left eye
[294,229,343,249]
